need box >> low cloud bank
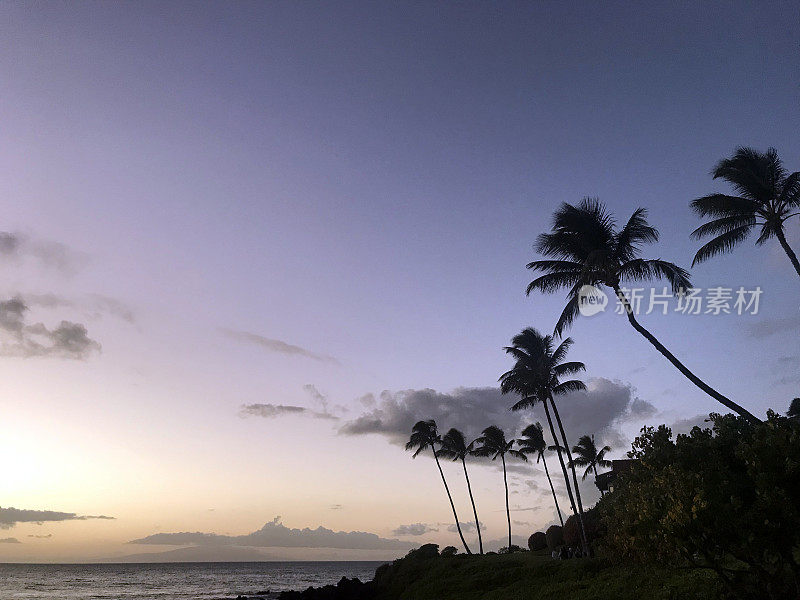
[130,516,412,550]
[0,507,114,529]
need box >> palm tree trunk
[431,448,472,554]
[501,453,511,551]
[549,395,589,554]
[593,464,604,497]
[776,228,800,278]
[461,457,483,554]
[542,399,578,520]
[540,452,564,527]
[612,285,761,424]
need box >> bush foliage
[599,412,800,599]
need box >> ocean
[0,561,385,599]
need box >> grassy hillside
[371,551,722,600]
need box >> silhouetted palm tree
[517,422,564,527]
[569,435,612,495]
[691,147,800,278]
[405,420,471,554]
[527,198,760,423]
[499,327,589,551]
[437,428,483,554]
[472,425,526,551]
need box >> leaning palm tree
[499,327,589,551]
[471,425,526,552]
[437,428,483,554]
[691,147,800,278]
[405,420,471,554]
[527,198,759,423]
[569,435,612,495]
[517,422,564,526]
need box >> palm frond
[552,379,586,395]
[618,258,692,293]
[691,225,753,265]
[690,193,760,218]
[690,214,757,240]
[615,208,659,262]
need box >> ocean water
[0,562,385,599]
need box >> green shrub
[545,525,563,552]
[528,531,547,551]
[440,545,458,557]
[600,412,800,599]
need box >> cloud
[221,329,338,364]
[19,293,135,323]
[328,504,343,510]
[0,507,115,529]
[744,315,800,339]
[339,379,650,451]
[0,298,101,359]
[129,516,412,550]
[669,414,712,435]
[0,231,85,274]
[393,523,437,536]
[0,537,21,544]
[446,522,483,533]
[239,385,344,421]
[27,534,52,539]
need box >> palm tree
[691,147,800,278]
[517,422,564,527]
[527,198,760,423]
[437,428,483,554]
[472,425,526,551]
[405,420,471,554]
[569,435,612,495]
[499,327,589,551]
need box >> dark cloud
[221,329,339,364]
[744,315,800,339]
[0,231,84,274]
[0,537,21,544]
[28,534,53,539]
[129,516,412,550]
[393,523,437,536]
[339,379,651,451]
[0,298,101,359]
[328,504,343,510]
[0,507,115,529]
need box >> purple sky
[0,1,798,561]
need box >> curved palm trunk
[431,448,472,554]
[540,452,564,527]
[776,229,800,279]
[613,285,760,424]
[461,457,483,554]
[501,453,511,551]
[542,399,578,520]
[593,464,604,497]
[549,395,589,554]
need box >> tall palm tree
[517,422,564,527]
[472,425,526,551]
[437,428,483,554]
[527,198,760,423]
[499,328,589,551]
[691,147,800,278]
[405,420,471,554]
[569,435,612,495]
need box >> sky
[0,1,798,562]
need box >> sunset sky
[0,1,798,562]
